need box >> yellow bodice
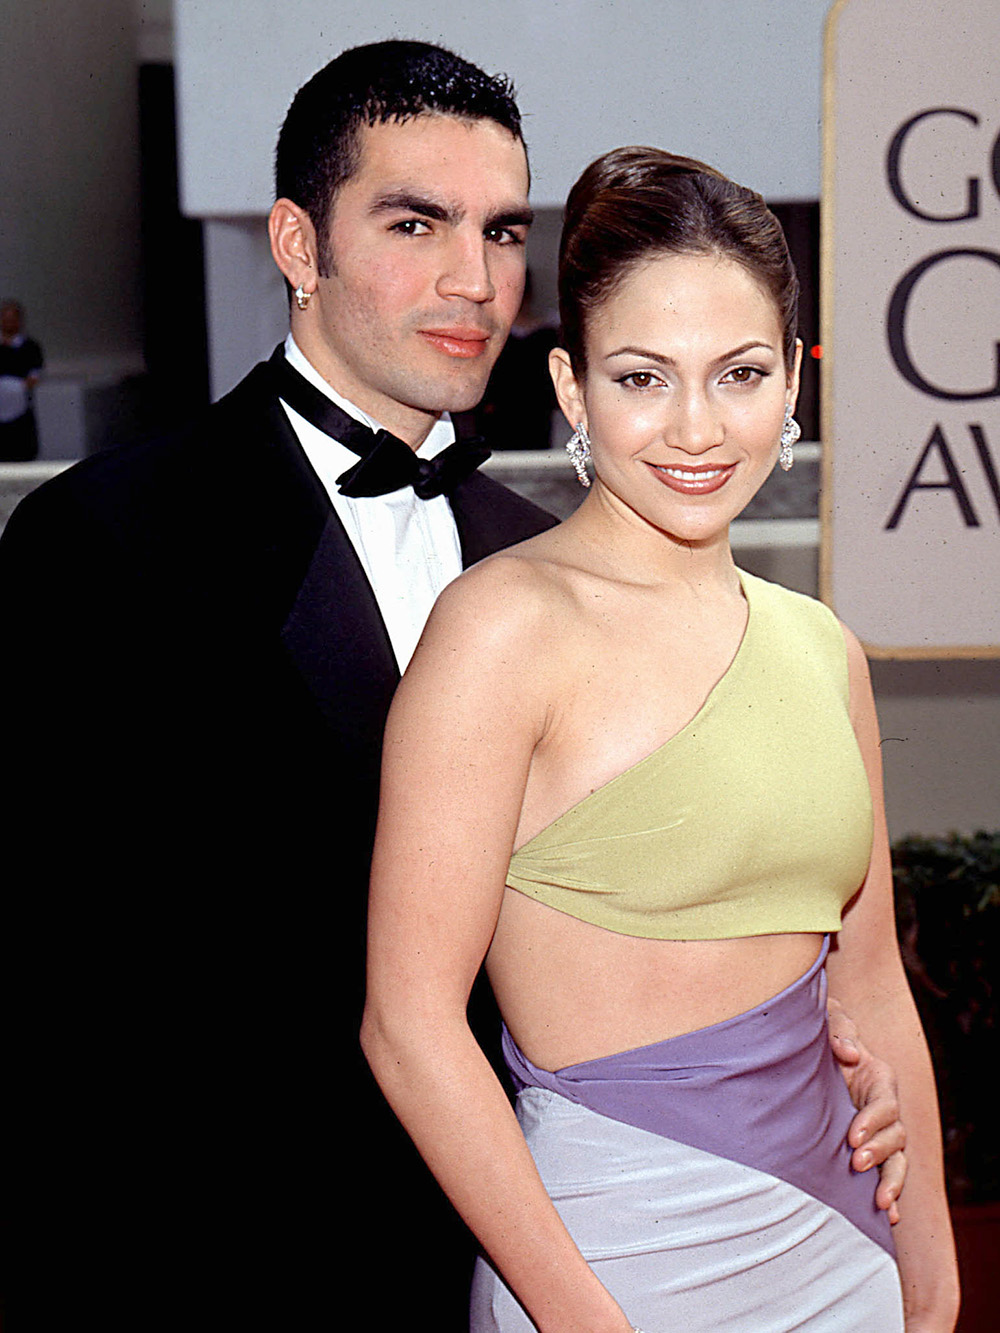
[506,572,873,940]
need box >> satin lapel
[281,509,400,736]
[450,471,558,568]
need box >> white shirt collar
[282,333,455,459]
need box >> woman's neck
[562,483,743,596]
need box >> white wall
[175,0,830,215]
[203,219,288,400]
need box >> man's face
[298,114,531,443]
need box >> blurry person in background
[0,299,43,461]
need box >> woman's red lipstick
[646,461,737,495]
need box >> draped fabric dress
[471,573,904,1331]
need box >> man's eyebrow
[486,207,534,230]
[370,192,456,223]
[369,193,533,231]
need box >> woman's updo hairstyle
[558,147,799,374]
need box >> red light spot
[810,344,823,359]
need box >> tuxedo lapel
[281,509,399,734]
[222,365,400,732]
[451,470,559,567]
[220,369,551,738]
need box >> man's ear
[548,346,587,433]
[268,198,319,296]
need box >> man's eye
[485,227,524,245]
[392,219,431,236]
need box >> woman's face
[551,251,801,545]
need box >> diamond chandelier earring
[294,283,312,311]
[779,405,801,472]
[566,423,592,488]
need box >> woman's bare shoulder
[833,618,884,763]
[388,548,574,767]
[836,618,874,693]
[427,542,578,651]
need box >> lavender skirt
[470,941,903,1331]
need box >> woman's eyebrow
[605,340,776,365]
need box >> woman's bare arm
[361,559,634,1333]
[825,627,960,1332]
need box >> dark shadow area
[770,201,819,442]
[90,62,210,454]
[871,658,1000,699]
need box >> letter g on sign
[887,249,1000,401]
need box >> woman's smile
[646,461,738,494]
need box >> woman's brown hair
[558,146,799,373]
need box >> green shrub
[893,830,1000,1203]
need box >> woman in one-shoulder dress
[362,149,958,1332]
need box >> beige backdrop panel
[822,0,1000,656]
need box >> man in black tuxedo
[1,40,903,1331]
[3,41,550,1331]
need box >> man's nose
[436,232,495,303]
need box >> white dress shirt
[279,334,463,672]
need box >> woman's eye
[620,371,659,389]
[724,365,765,385]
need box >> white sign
[821,0,1000,657]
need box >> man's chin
[410,370,494,417]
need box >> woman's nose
[670,392,724,454]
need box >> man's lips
[645,461,737,495]
[419,328,491,358]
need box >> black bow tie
[268,348,490,499]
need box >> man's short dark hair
[275,40,525,275]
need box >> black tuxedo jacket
[1,361,556,1330]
